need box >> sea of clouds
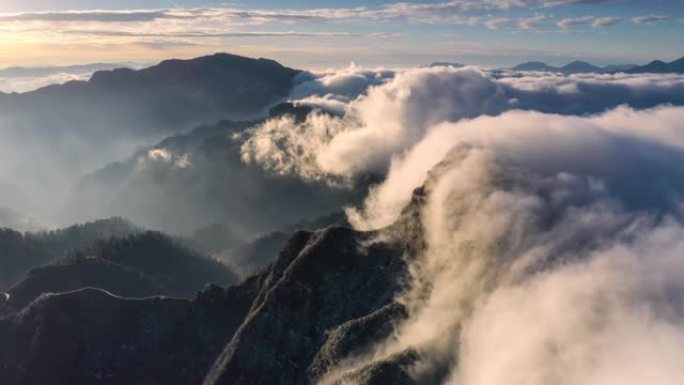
[239,65,684,384]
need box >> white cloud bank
[0,72,90,93]
[238,65,684,384]
[317,104,684,385]
[241,67,684,197]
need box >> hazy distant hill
[626,57,684,74]
[427,62,464,68]
[511,60,636,74]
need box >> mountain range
[510,57,684,74]
[1,52,684,385]
[0,53,302,220]
[511,60,636,74]
[625,57,684,74]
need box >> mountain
[427,62,464,68]
[0,217,140,290]
[626,57,684,74]
[559,60,603,73]
[0,231,237,315]
[64,105,364,238]
[511,60,636,74]
[1,53,298,126]
[0,224,411,385]
[0,53,302,218]
[511,61,558,72]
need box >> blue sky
[0,0,682,69]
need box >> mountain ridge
[511,60,636,74]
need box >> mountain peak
[512,61,555,71]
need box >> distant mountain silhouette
[512,61,558,72]
[427,62,464,68]
[560,61,604,73]
[512,60,636,74]
[626,57,684,73]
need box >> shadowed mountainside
[511,60,636,74]
[1,231,237,315]
[0,223,412,385]
[626,56,684,74]
[0,217,140,290]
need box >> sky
[0,0,682,69]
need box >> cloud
[319,104,684,384]
[541,0,613,6]
[632,15,670,25]
[484,17,512,30]
[138,148,191,170]
[241,68,684,204]
[501,72,684,115]
[557,16,594,30]
[0,71,90,93]
[517,14,552,30]
[241,66,509,182]
[0,9,177,23]
[456,221,684,385]
[62,29,399,39]
[592,16,623,27]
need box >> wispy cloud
[485,17,513,30]
[632,15,670,25]
[557,16,594,30]
[541,0,613,6]
[517,14,553,30]
[63,29,401,38]
[592,16,623,27]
